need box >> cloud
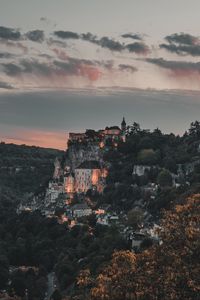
[0,40,28,54]
[40,17,47,22]
[0,26,44,44]
[0,26,21,40]
[47,38,67,48]
[121,33,143,41]
[53,59,102,81]
[2,60,53,77]
[165,33,198,46]
[0,81,14,89]
[125,42,150,55]
[160,33,200,56]
[160,43,200,57]
[54,30,124,51]
[118,64,138,73]
[0,52,15,59]
[38,53,53,60]
[25,30,45,43]
[52,48,68,60]
[54,30,149,54]
[54,30,79,39]
[1,57,103,82]
[2,63,22,76]
[81,32,97,42]
[146,57,200,77]
[96,36,124,51]
[81,33,124,51]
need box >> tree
[137,149,160,165]
[135,194,200,300]
[91,251,137,300]
[77,269,93,299]
[128,122,141,135]
[76,194,200,300]
[188,120,200,139]
[51,290,62,300]
[0,255,9,289]
[127,208,144,229]
[157,169,173,187]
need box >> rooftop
[105,126,121,130]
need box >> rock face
[67,142,103,171]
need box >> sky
[1,0,200,149]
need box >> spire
[121,117,126,126]
[121,117,126,131]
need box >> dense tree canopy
[76,194,200,300]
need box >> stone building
[64,172,75,194]
[69,203,92,218]
[45,181,64,203]
[74,160,105,193]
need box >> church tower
[121,117,126,132]
[121,117,126,142]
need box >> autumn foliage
[76,194,200,300]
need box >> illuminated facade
[64,173,75,193]
[74,161,104,193]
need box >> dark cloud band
[165,33,198,46]
[0,26,21,40]
[146,57,200,73]
[121,33,143,41]
[118,64,138,72]
[0,81,14,89]
[54,30,149,54]
[160,33,200,57]
[25,30,45,43]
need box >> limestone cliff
[66,142,104,171]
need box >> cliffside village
[18,118,200,250]
[19,119,126,216]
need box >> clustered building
[68,117,127,145]
[45,118,127,203]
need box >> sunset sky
[1,0,200,149]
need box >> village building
[74,160,105,193]
[68,117,127,146]
[68,133,86,143]
[64,172,75,194]
[45,181,64,203]
[69,203,92,218]
[96,214,109,226]
[44,119,126,207]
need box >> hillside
[1,122,200,299]
[0,142,63,206]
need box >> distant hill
[0,142,64,206]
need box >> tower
[121,117,126,142]
[121,117,126,132]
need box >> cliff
[66,142,104,171]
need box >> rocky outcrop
[67,142,103,171]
